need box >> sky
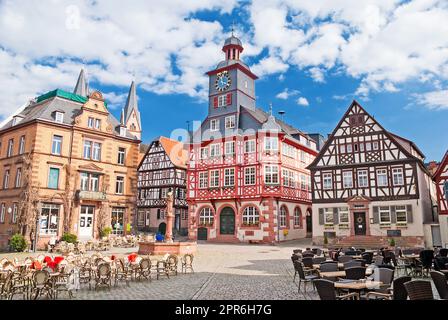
[0,0,447,161]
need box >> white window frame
[377,169,388,187]
[392,168,404,186]
[264,137,278,152]
[92,142,101,161]
[395,205,407,224]
[209,170,219,188]
[55,112,64,123]
[324,208,334,225]
[7,139,14,157]
[52,135,62,155]
[15,168,22,188]
[242,206,260,226]
[209,144,221,157]
[115,176,124,194]
[244,140,256,153]
[339,207,349,225]
[12,203,18,224]
[379,206,391,224]
[218,95,227,107]
[88,117,95,128]
[224,141,235,155]
[343,171,353,189]
[0,203,5,223]
[225,115,235,129]
[95,119,101,130]
[39,203,59,235]
[264,165,279,184]
[323,173,332,190]
[199,207,214,226]
[279,206,287,228]
[200,147,208,159]
[293,208,301,227]
[244,167,256,185]
[3,170,10,189]
[199,172,208,189]
[19,136,25,155]
[118,147,125,165]
[357,170,368,188]
[210,119,219,132]
[224,168,235,187]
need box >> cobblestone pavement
[1,239,440,300]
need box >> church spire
[74,69,89,97]
[123,81,141,139]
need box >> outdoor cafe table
[313,263,344,270]
[334,280,383,291]
[319,269,373,279]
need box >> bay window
[264,165,279,184]
[392,168,404,186]
[224,168,235,187]
[209,170,219,188]
[264,137,278,152]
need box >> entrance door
[220,207,235,235]
[354,212,367,236]
[306,210,312,236]
[79,206,95,239]
[158,222,167,235]
[197,227,208,240]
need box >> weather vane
[231,20,235,37]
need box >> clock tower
[205,34,258,133]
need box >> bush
[100,227,112,238]
[61,233,77,244]
[10,233,27,252]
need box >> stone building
[0,70,141,249]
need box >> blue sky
[0,1,447,161]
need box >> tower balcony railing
[76,190,107,201]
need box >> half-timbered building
[137,136,188,236]
[433,150,448,247]
[308,101,440,248]
[187,34,318,243]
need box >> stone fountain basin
[138,241,197,255]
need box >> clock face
[215,71,231,92]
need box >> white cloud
[296,97,309,106]
[276,88,300,100]
[308,67,326,83]
[103,92,129,110]
[415,89,448,110]
[251,56,289,78]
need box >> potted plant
[61,233,77,244]
[389,238,396,248]
[10,233,27,252]
[283,229,289,237]
[100,227,112,238]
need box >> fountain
[138,191,197,255]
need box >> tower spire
[123,81,142,139]
[74,69,89,97]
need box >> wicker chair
[94,263,112,290]
[295,261,318,293]
[338,255,353,263]
[319,261,339,272]
[404,280,434,300]
[181,254,194,274]
[156,260,170,280]
[314,279,359,300]
[53,270,74,299]
[30,270,53,300]
[343,260,363,269]
[136,258,152,281]
[166,255,178,276]
[344,267,366,280]
[430,271,448,299]
[361,252,373,264]
[114,259,132,286]
[78,263,92,290]
[312,257,326,264]
[366,276,411,300]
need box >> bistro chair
[30,269,53,300]
[439,248,448,257]
[166,255,179,276]
[404,280,434,300]
[430,271,448,299]
[420,250,434,277]
[319,262,339,273]
[312,257,326,265]
[314,279,359,300]
[373,256,384,266]
[293,249,302,255]
[181,254,194,274]
[365,276,411,300]
[295,261,318,294]
[361,252,373,264]
[94,263,112,290]
[433,256,448,271]
[156,260,170,280]
[301,257,314,270]
[115,258,132,286]
[54,269,74,299]
[338,255,353,263]
[302,253,314,258]
[343,260,363,269]
[344,267,366,280]
[137,258,152,281]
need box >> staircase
[336,236,386,249]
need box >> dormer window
[12,116,23,126]
[55,112,64,123]
[120,127,127,137]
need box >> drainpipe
[276,198,280,244]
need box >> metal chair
[156,260,170,280]
[94,263,112,290]
[343,260,363,269]
[430,271,448,299]
[338,255,353,263]
[30,270,53,300]
[137,258,152,281]
[312,257,326,264]
[319,262,339,273]
[181,254,194,274]
[365,276,411,300]
[314,279,359,300]
[295,261,318,293]
[361,252,373,264]
[420,250,434,277]
[114,258,132,286]
[344,267,366,280]
[404,280,434,300]
[166,255,178,276]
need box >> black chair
[291,254,300,263]
[344,267,366,280]
[295,261,318,293]
[430,271,448,299]
[420,250,434,277]
[344,250,361,256]
[361,252,373,264]
[302,257,314,270]
[338,255,353,263]
[320,262,339,272]
[293,249,302,255]
[365,276,411,300]
[439,248,448,257]
[302,253,314,258]
[433,256,448,271]
[312,257,326,264]
[314,279,359,300]
[404,280,434,300]
[343,260,363,269]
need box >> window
[116,176,124,194]
[3,170,10,189]
[300,174,307,190]
[95,119,101,130]
[199,207,214,225]
[242,206,259,226]
[120,127,127,137]
[90,174,99,191]
[209,170,219,188]
[395,205,407,224]
[218,95,227,107]
[19,136,25,154]
[357,170,368,188]
[80,172,89,191]
[323,173,332,190]
[373,141,379,150]
[279,206,287,228]
[339,207,349,225]
[224,168,235,187]
[264,137,278,152]
[40,203,59,235]
[0,203,5,223]
[244,140,256,153]
[200,147,208,159]
[210,144,221,157]
[392,168,404,186]
[48,168,60,189]
[55,112,64,123]
[210,119,219,131]
[225,116,235,129]
[283,169,291,187]
[7,139,14,157]
[264,165,279,184]
[12,203,18,224]
[360,143,364,152]
[225,141,235,155]
[343,171,353,188]
[80,172,100,191]
[15,168,22,188]
[118,147,126,165]
[111,208,125,235]
[379,206,391,224]
[300,150,306,162]
[52,135,62,155]
[199,172,208,189]
[83,141,92,159]
[346,144,353,153]
[92,142,101,161]
[366,142,372,151]
[88,117,95,128]
[324,208,334,225]
[244,167,256,185]
[293,207,302,227]
[282,143,296,158]
[340,144,346,153]
[137,210,146,227]
[377,169,388,187]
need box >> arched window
[199,208,214,226]
[279,206,287,228]
[242,206,260,226]
[294,207,302,227]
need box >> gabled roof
[157,136,187,169]
[433,150,448,179]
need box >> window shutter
[406,205,413,223]
[372,206,379,224]
[390,206,397,224]
[319,208,324,225]
[213,96,218,108]
[226,93,232,106]
[333,208,339,225]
